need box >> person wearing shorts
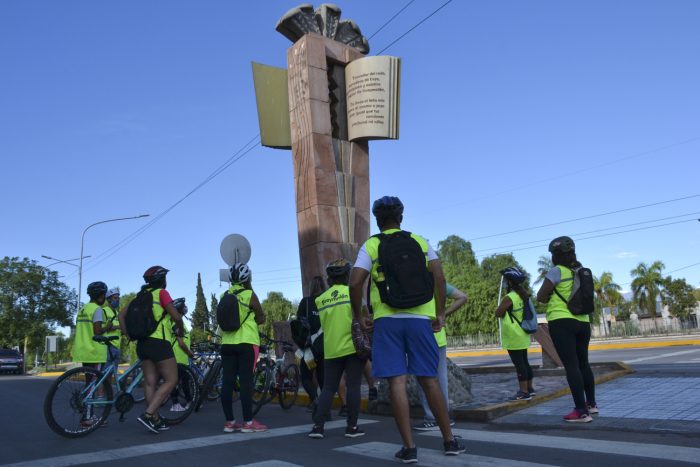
[349,196,466,463]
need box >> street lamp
[77,214,150,313]
[41,255,91,268]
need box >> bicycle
[251,334,300,415]
[44,335,199,438]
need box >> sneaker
[528,388,537,397]
[368,387,378,401]
[449,419,455,427]
[223,421,242,433]
[508,391,532,401]
[308,424,324,439]
[413,421,439,431]
[338,405,348,417]
[241,419,268,433]
[137,413,160,434]
[344,425,365,438]
[587,403,599,415]
[80,416,98,428]
[153,417,169,431]
[563,408,593,423]
[444,437,467,456]
[394,446,418,464]
[170,403,186,412]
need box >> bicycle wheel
[278,363,300,409]
[44,366,113,438]
[122,367,145,403]
[161,364,199,425]
[251,365,273,416]
[206,370,222,401]
[195,360,221,412]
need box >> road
[1,345,699,467]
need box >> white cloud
[614,251,638,259]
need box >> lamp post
[77,214,150,314]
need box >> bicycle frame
[81,344,143,408]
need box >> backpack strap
[552,266,573,304]
[506,307,522,326]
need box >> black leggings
[220,344,255,422]
[549,318,595,411]
[507,349,533,382]
[300,355,324,402]
[170,363,193,404]
[313,354,364,427]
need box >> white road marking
[336,442,557,467]
[235,462,303,467]
[421,428,700,464]
[1,419,379,467]
[625,348,700,363]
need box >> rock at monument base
[371,358,472,417]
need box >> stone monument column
[277,5,371,295]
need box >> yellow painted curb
[448,339,700,358]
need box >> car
[0,349,24,374]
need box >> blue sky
[2,0,699,319]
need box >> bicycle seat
[93,335,120,343]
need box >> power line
[469,193,700,242]
[667,262,700,275]
[475,218,698,258]
[377,0,454,54]
[368,0,416,40]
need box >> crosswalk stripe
[420,428,700,464]
[234,462,303,467]
[1,419,379,467]
[336,441,557,467]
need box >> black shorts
[136,338,175,362]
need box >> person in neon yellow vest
[349,196,466,462]
[495,267,535,401]
[537,236,596,423]
[103,287,122,370]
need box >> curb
[448,338,700,358]
[451,361,635,422]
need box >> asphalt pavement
[2,344,699,466]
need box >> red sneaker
[241,419,268,433]
[564,409,592,423]
[223,421,242,433]
[587,403,599,415]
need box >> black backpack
[217,290,252,332]
[125,288,165,340]
[374,230,434,309]
[553,266,595,315]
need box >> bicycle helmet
[325,258,352,277]
[371,196,404,218]
[548,236,575,254]
[229,262,251,284]
[87,281,108,297]
[172,297,186,313]
[143,266,169,285]
[105,287,120,298]
[500,267,526,284]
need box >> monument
[253,3,400,295]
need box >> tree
[0,257,75,353]
[191,273,209,332]
[661,276,696,320]
[630,261,665,317]
[260,291,294,337]
[210,293,219,329]
[594,272,622,308]
[534,255,553,285]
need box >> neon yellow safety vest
[72,302,108,363]
[173,324,191,365]
[500,291,531,350]
[220,285,260,346]
[546,266,590,323]
[102,305,121,339]
[147,288,171,341]
[364,229,436,320]
[315,284,355,359]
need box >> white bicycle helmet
[229,262,251,284]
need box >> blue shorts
[372,317,439,378]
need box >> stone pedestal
[534,323,563,369]
[287,34,370,295]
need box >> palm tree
[630,261,665,317]
[594,271,622,308]
[534,255,553,285]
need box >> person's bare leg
[141,359,157,410]
[519,380,529,393]
[417,376,453,442]
[363,360,375,389]
[146,358,178,416]
[389,375,414,448]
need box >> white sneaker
[170,403,186,412]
